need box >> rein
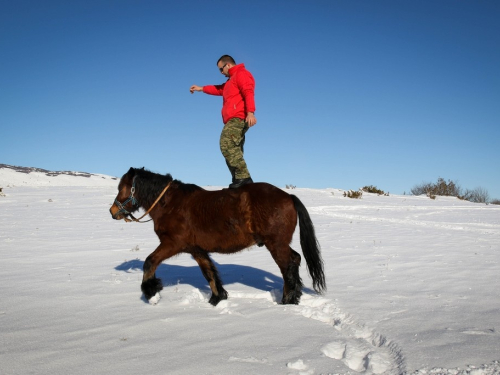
[115,177,171,223]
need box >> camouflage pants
[219,118,251,180]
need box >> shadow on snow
[115,258,314,303]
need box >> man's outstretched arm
[189,85,203,94]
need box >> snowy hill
[0,164,118,187]
[1,166,499,375]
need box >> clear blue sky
[1,0,499,198]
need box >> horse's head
[110,168,141,221]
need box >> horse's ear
[126,167,145,179]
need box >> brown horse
[110,167,326,305]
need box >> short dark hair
[217,55,236,66]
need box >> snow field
[1,171,499,374]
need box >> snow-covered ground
[1,166,499,375]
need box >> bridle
[113,176,171,223]
[113,176,139,220]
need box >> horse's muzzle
[110,205,124,220]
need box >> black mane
[129,167,202,208]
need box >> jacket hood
[228,63,246,77]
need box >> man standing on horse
[190,55,256,189]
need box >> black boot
[229,177,253,189]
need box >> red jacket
[203,63,256,124]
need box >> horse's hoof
[149,292,161,305]
[281,291,301,305]
[209,296,220,306]
[141,277,163,300]
[209,289,228,306]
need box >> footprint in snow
[295,294,406,374]
[160,287,406,374]
[286,359,314,374]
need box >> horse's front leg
[141,242,178,303]
[191,248,228,306]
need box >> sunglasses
[219,63,228,72]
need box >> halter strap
[128,181,171,223]
[113,177,171,223]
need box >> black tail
[291,195,326,294]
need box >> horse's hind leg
[283,248,303,304]
[191,248,228,306]
[268,244,303,304]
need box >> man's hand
[190,85,203,94]
[246,112,257,127]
